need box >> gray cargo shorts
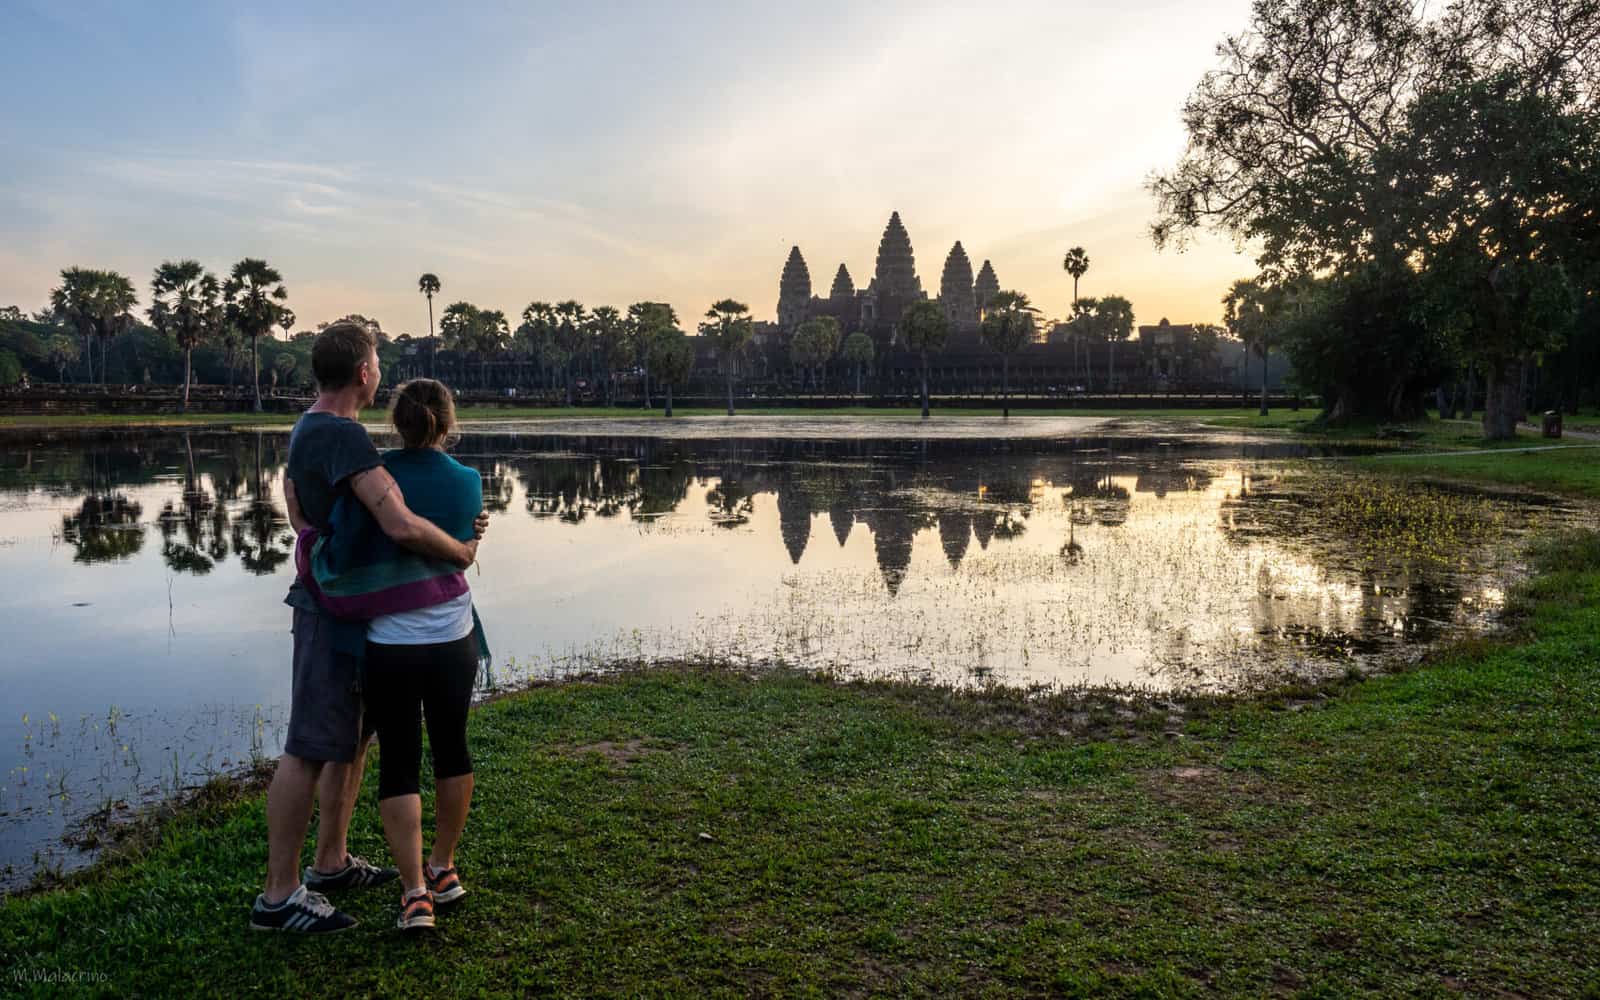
[284,607,369,763]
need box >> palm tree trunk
[642,365,652,409]
[1259,341,1269,416]
[427,296,436,378]
[83,332,93,383]
[251,336,262,412]
[1107,340,1115,393]
[1002,354,1010,419]
[726,364,735,417]
[855,363,862,398]
[183,348,192,413]
[665,382,674,418]
[920,355,930,419]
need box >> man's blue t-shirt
[286,412,382,532]
[285,411,381,611]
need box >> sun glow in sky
[1,0,1257,335]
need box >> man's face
[360,349,381,407]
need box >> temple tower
[829,264,855,300]
[778,246,811,330]
[939,242,977,325]
[873,212,921,300]
[973,259,1000,319]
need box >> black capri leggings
[363,635,478,800]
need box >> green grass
[5,531,1600,996]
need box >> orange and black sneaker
[425,862,466,904]
[396,886,435,932]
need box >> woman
[290,378,486,933]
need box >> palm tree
[699,299,754,416]
[278,307,296,342]
[1223,278,1284,416]
[589,306,630,405]
[980,290,1039,418]
[649,327,696,417]
[1096,295,1135,391]
[898,300,950,419]
[148,260,221,412]
[223,259,288,412]
[50,268,137,384]
[554,301,588,404]
[790,321,824,391]
[627,301,677,409]
[1063,247,1090,377]
[419,273,441,377]
[841,331,875,398]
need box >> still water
[0,418,1579,886]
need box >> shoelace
[301,889,337,918]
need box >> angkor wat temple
[770,211,1001,352]
[744,211,1256,392]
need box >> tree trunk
[1514,357,1530,425]
[665,382,674,418]
[1482,362,1521,440]
[251,337,262,412]
[1108,340,1116,393]
[1258,341,1269,416]
[183,348,192,413]
[855,363,862,398]
[920,355,930,419]
[643,365,652,409]
[1002,354,1010,419]
[83,332,93,383]
[726,364,735,417]
[427,297,436,378]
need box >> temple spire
[873,211,920,300]
[778,246,811,330]
[829,263,855,300]
[973,259,1000,318]
[939,242,977,325]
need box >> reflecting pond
[0,419,1582,887]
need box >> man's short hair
[312,321,377,390]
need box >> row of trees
[1151,0,1600,438]
[36,259,291,412]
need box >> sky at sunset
[2,0,1259,336]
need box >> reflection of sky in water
[0,428,1579,886]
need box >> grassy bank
[4,528,1599,996]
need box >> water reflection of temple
[6,429,1468,609]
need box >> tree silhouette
[223,259,288,412]
[418,273,441,377]
[700,300,754,416]
[897,300,949,419]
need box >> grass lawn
[4,530,1599,996]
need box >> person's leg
[367,641,427,894]
[423,635,480,872]
[264,607,346,902]
[263,753,323,903]
[311,729,373,873]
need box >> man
[250,321,485,933]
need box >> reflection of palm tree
[706,479,755,528]
[480,462,515,513]
[1060,513,1083,565]
[231,433,292,575]
[232,500,291,575]
[158,440,223,574]
[62,495,146,563]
